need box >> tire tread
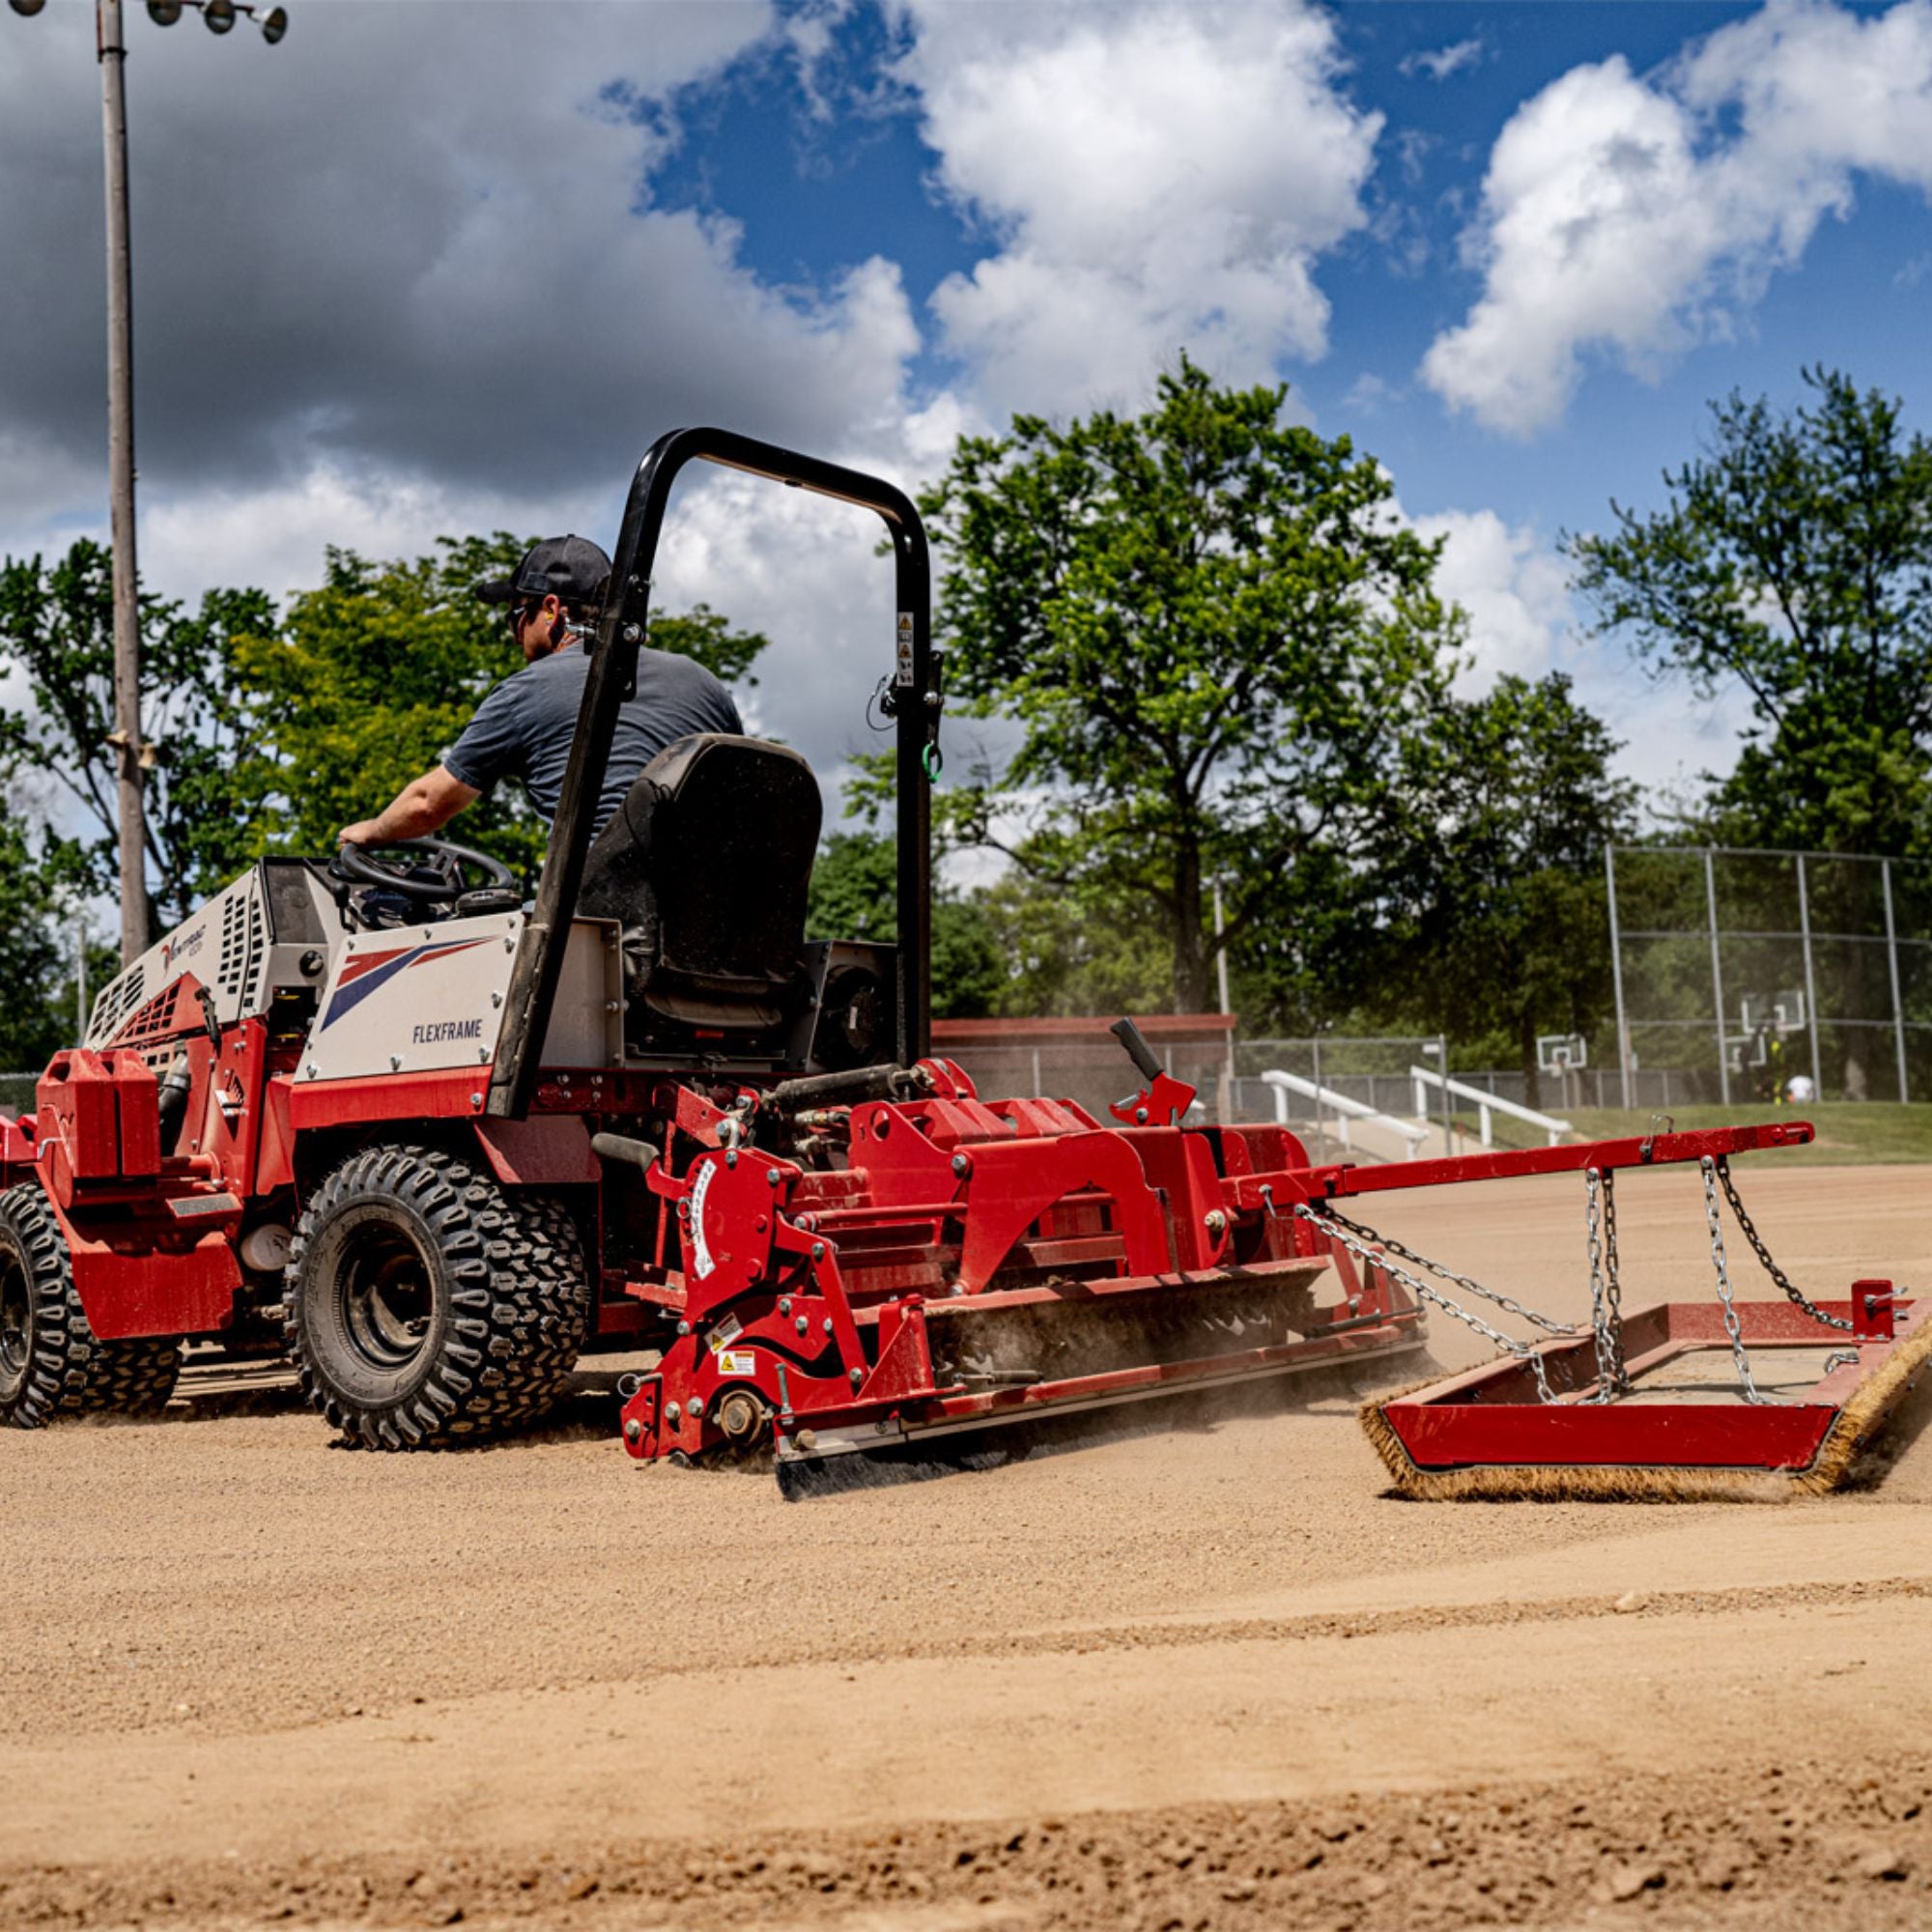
[283,1144,586,1450]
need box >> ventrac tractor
[0,429,1437,1466]
[5,429,1857,1488]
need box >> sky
[2,0,1929,842]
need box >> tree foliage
[806,829,1005,1019]
[1373,674,1637,1107]
[0,800,91,1071]
[920,355,1462,1012]
[1568,368,1932,857]
[0,539,275,928]
[228,536,550,878]
[228,539,772,888]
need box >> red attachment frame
[617,1060,1432,1465]
[1319,1120,1927,1492]
[1377,1293,1924,1481]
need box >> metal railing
[1408,1064,1571,1148]
[1259,1070,1430,1161]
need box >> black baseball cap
[474,534,612,609]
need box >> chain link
[1711,1155,1853,1332]
[1701,1156,1768,1404]
[1283,1194,1579,1337]
[1583,1167,1632,1400]
[1279,1193,1560,1404]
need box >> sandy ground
[2,1159,1928,1930]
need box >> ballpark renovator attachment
[0,429,1916,1492]
[1347,1125,1927,1499]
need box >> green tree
[1567,368,1932,858]
[0,539,275,931]
[965,814,1179,1019]
[920,355,1462,1012]
[229,537,770,884]
[0,805,92,1071]
[1374,673,1637,1109]
[806,828,1005,1019]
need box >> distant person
[337,534,743,850]
[1784,1072,1816,1105]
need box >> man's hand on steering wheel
[330,835,518,905]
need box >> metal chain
[1282,1194,1559,1404]
[1712,1156,1852,1332]
[1583,1167,1632,1400]
[1701,1156,1767,1404]
[1285,1195,1580,1337]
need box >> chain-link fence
[1606,845,1931,1106]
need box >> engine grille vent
[90,965,149,1044]
[217,887,269,1015]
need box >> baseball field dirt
[2,1160,1927,1930]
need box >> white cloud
[1422,0,1932,435]
[0,1,919,517]
[1410,508,1572,688]
[1405,506,1760,804]
[0,0,940,796]
[1400,38,1485,82]
[896,0,1381,419]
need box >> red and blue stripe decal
[320,938,489,1032]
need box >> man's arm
[338,765,480,847]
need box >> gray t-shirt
[443,643,743,837]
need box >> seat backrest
[578,734,822,1002]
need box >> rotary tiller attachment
[616,1038,1430,1487]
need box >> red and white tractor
[3,431,1913,1493]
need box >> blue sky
[1,0,1928,825]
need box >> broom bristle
[1788,1318,1932,1495]
[1358,1320,1932,1503]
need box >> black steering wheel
[331,837,518,905]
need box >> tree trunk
[1521,1015,1542,1116]
[1170,838,1210,1013]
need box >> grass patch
[1557,1102,1932,1166]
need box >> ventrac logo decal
[319,938,489,1031]
[162,925,207,971]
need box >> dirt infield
[1,1162,1927,1929]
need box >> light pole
[9,0,288,967]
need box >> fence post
[1705,847,1731,1108]
[1796,852,1824,1101]
[1605,845,1632,1110]
[1882,859,1910,1104]
[1436,1037,1453,1154]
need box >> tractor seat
[577,733,821,1028]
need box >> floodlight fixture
[258,4,287,43]
[147,1,184,22]
[8,1,49,17]
[204,0,235,32]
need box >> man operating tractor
[336,533,743,851]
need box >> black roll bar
[487,428,934,1120]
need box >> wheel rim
[336,1221,436,1374]
[0,1240,32,1402]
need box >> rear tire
[0,1183,182,1428]
[284,1144,587,1449]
